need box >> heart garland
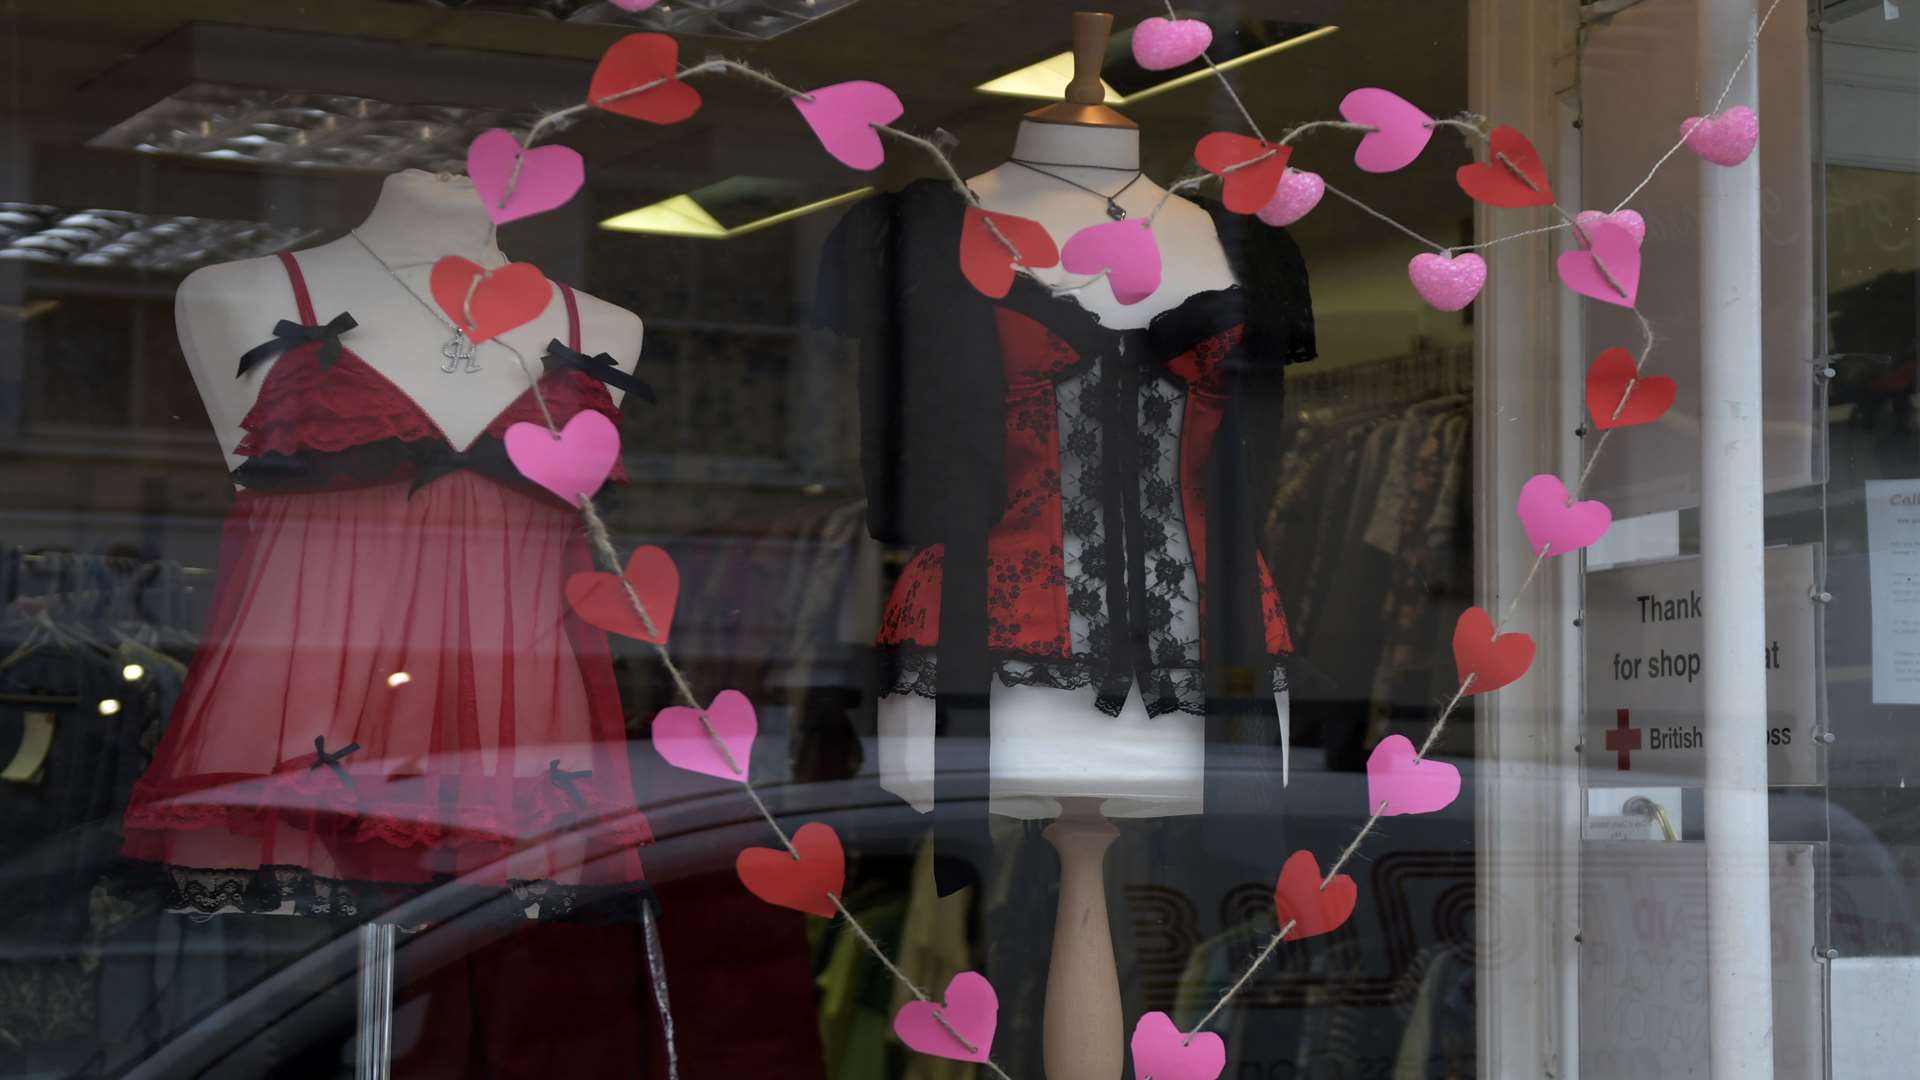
[590,33,702,124]
[1271,850,1357,940]
[1586,346,1676,430]
[894,972,1000,1063]
[1366,734,1462,817]
[1455,125,1554,208]
[792,80,904,170]
[1193,132,1290,215]
[503,411,621,505]
[467,129,583,226]
[429,256,551,343]
[564,543,679,639]
[959,207,1060,299]
[464,15,1772,1074]
[736,821,844,917]
[1452,606,1535,695]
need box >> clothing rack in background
[1288,339,1474,421]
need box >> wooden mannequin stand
[1042,797,1125,1080]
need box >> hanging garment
[121,252,650,920]
[814,181,1314,881]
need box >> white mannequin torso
[966,120,1236,328]
[876,120,1287,821]
[177,170,645,470]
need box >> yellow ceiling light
[975,25,1339,105]
[976,52,1121,103]
[601,187,874,240]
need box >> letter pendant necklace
[349,230,484,374]
[1007,158,1144,220]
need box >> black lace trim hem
[141,862,654,925]
[877,646,1288,718]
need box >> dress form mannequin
[871,14,1289,1080]
[177,169,644,470]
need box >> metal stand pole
[355,922,396,1080]
[1698,0,1775,1075]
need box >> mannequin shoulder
[567,286,645,361]
[177,255,296,315]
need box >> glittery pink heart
[1555,222,1641,308]
[894,972,997,1063]
[1338,87,1435,173]
[466,129,584,226]
[1060,218,1162,306]
[609,0,659,9]
[1574,209,1646,247]
[1681,105,1759,167]
[652,689,756,782]
[791,80,904,171]
[1130,16,1212,71]
[1131,1011,1224,1080]
[1407,251,1486,312]
[1366,734,1461,817]
[503,411,620,503]
[1515,473,1611,556]
[1256,168,1324,228]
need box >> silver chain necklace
[348,230,482,374]
[1007,159,1145,220]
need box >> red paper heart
[429,257,551,344]
[736,821,844,917]
[958,207,1059,299]
[589,33,702,125]
[1194,132,1291,215]
[1272,850,1356,941]
[1585,346,1677,431]
[1455,126,1554,209]
[565,545,679,643]
[1451,606,1535,696]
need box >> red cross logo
[1605,709,1641,771]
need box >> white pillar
[1698,0,1774,1076]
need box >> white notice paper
[1866,479,1920,705]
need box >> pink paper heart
[1516,473,1611,556]
[792,81,904,171]
[1131,16,1212,71]
[1366,733,1461,817]
[1407,251,1486,312]
[610,0,660,9]
[466,129,584,227]
[1681,105,1759,167]
[1574,208,1646,247]
[1338,87,1435,174]
[1555,222,1641,308]
[1131,1011,1223,1080]
[1061,218,1162,306]
[1256,168,1324,228]
[894,971,997,1063]
[652,689,756,782]
[503,411,620,504]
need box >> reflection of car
[105,737,1909,1080]
[119,736,1482,1077]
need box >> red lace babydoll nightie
[123,252,650,919]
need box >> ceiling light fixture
[976,23,1339,105]
[0,203,313,272]
[601,185,872,239]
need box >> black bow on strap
[547,759,593,811]
[309,736,361,787]
[542,340,656,404]
[238,314,358,377]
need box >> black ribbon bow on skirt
[546,759,594,811]
[237,313,359,376]
[542,339,656,404]
[309,735,361,788]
